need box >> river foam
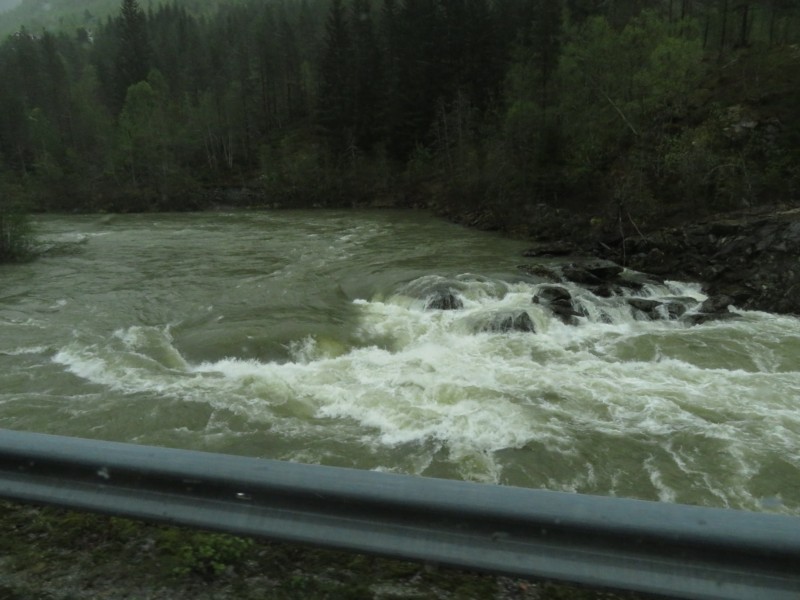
[49,273,800,513]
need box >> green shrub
[0,184,33,263]
[157,529,254,579]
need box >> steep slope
[0,0,226,36]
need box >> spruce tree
[351,0,381,151]
[318,0,354,163]
[114,0,151,112]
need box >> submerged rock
[626,297,691,320]
[533,285,584,325]
[481,311,536,333]
[426,291,463,310]
[626,298,663,319]
[681,294,741,325]
[533,285,572,304]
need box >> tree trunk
[719,0,729,58]
[738,2,750,47]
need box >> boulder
[426,291,463,310]
[560,259,624,286]
[681,294,741,325]
[664,301,688,319]
[626,298,663,319]
[533,285,572,304]
[699,295,735,314]
[522,241,576,257]
[517,263,560,281]
[590,284,617,298]
[595,210,800,315]
[482,311,536,333]
[583,260,624,280]
[534,285,584,325]
[682,312,741,326]
[561,264,602,285]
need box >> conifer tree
[114,0,151,112]
[318,0,354,162]
[351,0,381,151]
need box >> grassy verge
[0,501,640,600]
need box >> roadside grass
[0,501,638,600]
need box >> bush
[0,183,33,263]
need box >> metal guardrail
[0,429,798,600]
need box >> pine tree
[114,0,151,112]
[351,0,381,151]
[318,0,354,162]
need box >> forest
[0,0,799,261]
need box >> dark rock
[562,264,602,285]
[533,285,572,305]
[482,311,536,333]
[517,264,559,281]
[682,312,741,326]
[590,284,618,298]
[523,241,576,257]
[626,298,663,319]
[699,295,735,314]
[583,259,624,280]
[534,285,585,324]
[426,291,463,310]
[708,220,744,236]
[550,304,584,325]
[592,208,800,315]
[663,302,688,319]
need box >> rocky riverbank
[517,204,800,317]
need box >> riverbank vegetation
[0,183,32,262]
[0,0,797,238]
[0,500,639,599]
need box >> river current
[1,211,798,514]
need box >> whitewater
[1,211,798,515]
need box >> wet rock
[517,263,560,281]
[626,298,663,319]
[590,284,618,298]
[426,291,463,310]
[533,285,584,325]
[533,285,572,304]
[583,259,624,280]
[626,298,688,320]
[681,294,742,325]
[682,311,741,326]
[663,301,688,319]
[699,295,735,314]
[482,311,536,333]
[523,241,576,257]
[561,264,603,285]
[595,209,800,315]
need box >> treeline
[0,0,798,230]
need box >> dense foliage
[0,0,798,234]
[0,181,31,262]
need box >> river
[1,210,798,514]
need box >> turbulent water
[1,210,799,514]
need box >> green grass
[0,501,641,599]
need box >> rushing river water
[1,210,799,514]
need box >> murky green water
[1,210,799,514]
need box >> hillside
[0,0,797,236]
[0,0,22,15]
[0,0,227,36]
